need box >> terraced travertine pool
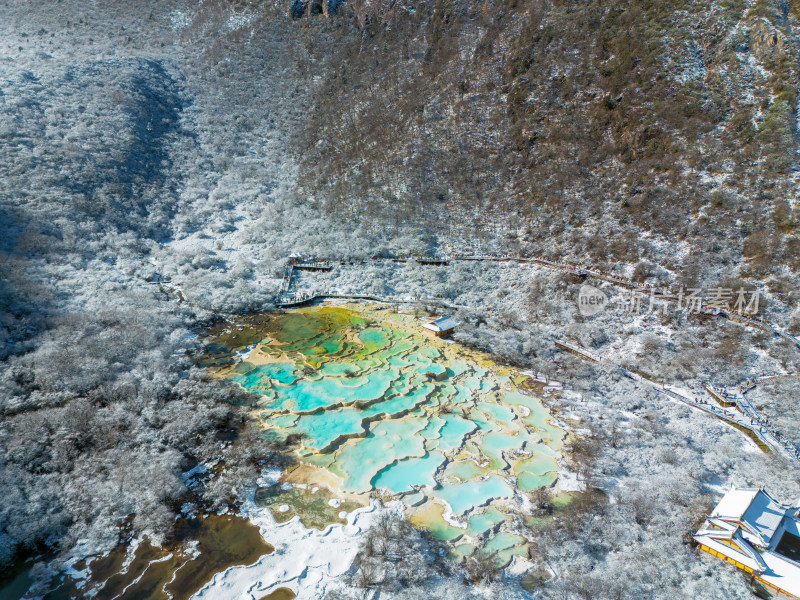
[204,304,566,565]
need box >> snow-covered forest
[2,0,800,598]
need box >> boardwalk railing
[280,265,294,296]
[280,253,800,350]
[447,253,799,348]
[711,376,800,464]
[556,339,800,466]
[294,261,333,271]
[277,253,800,465]
[280,253,799,344]
[277,291,466,311]
[555,340,603,363]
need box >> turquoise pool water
[432,476,513,515]
[334,417,428,493]
[372,451,446,493]
[207,306,566,561]
[467,506,508,537]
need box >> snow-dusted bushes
[2,2,800,599]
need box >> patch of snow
[120,553,175,597]
[506,555,534,575]
[556,465,585,493]
[441,507,468,530]
[181,503,198,519]
[235,344,257,360]
[256,468,282,488]
[63,560,91,587]
[227,11,258,31]
[191,498,404,600]
[182,463,209,483]
[741,435,762,455]
[169,10,192,31]
[119,537,142,573]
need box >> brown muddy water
[14,514,273,600]
[259,588,296,600]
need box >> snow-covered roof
[742,490,786,544]
[695,487,800,599]
[711,487,759,520]
[422,317,458,332]
[695,528,765,573]
[709,488,787,548]
[759,544,800,598]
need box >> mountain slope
[299,0,800,284]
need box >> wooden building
[694,487,800,599]
[421,317,458,337]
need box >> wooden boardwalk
[277,252,800,465]
[280,266,294,296]
[276,261,464,309]
[710,374,800,463]
[277,293,385,307]
[278,252,800,350]
[293,261,333,271]
[556,339,800,466]
[277,292,465,311]
[449,253,798,348]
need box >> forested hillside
[1,1,800,598]
[299,0,800,283]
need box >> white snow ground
[192,497,405,600]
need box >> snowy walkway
[279,252,800,349]
[556,340,800,466]
[276,254,800,465]
[708,374,800,464]
[276,257,465,310]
